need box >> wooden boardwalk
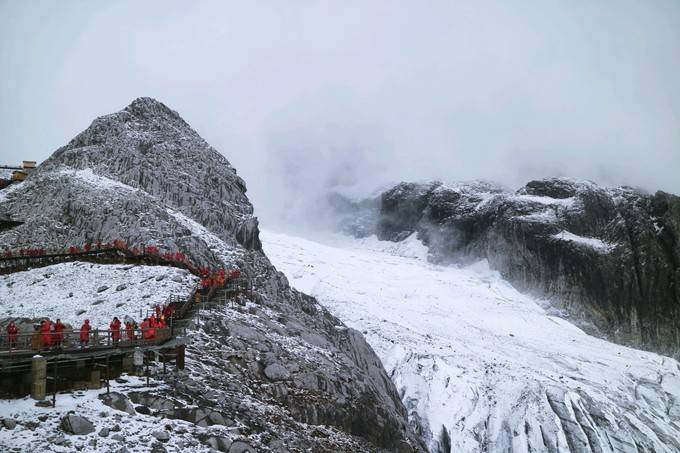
[0,247,197,276]
[0,247,252,371]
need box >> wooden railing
[0,326,178,357]
[0,248,198,276]
[1,271,252,359]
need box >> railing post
[31,355,47,400]
[106,354,110,395]
[52,355,59,407]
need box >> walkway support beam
[31,355,46,400]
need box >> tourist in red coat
[79,319,91,347]
[110,317,122,345]
[40,319,53,348]
[125,321,135,342]
[140,318,155,340]
[53,318,65,347]
[6,321,18,349]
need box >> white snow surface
[60,168,140,192]
[0,262,198,329]
[262,229,680,452]
[165,208,241,265]
[552,231,615,253]
[0,375,218,452]
[511,194,578,208]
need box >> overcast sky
[1,1,679,226]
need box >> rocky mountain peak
[0,99,425,451]
[33,98,260,253]
[125,96,184,120]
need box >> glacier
[262,229,680,452]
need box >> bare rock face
[0,98,424,451]
[40,97,260,251]
[359,178,680,356]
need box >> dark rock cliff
[0,98,424,451]
[351,178,680,356]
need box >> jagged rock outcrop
[0,98,424,451]
[348,178,680,356]
[40,97,261,251]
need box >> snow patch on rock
[552,230,615,252]
[511,194,577,207]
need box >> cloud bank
[1,0,679,228]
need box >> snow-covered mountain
[331,179,680,358]
[0,98,423,452]
[262,229,680,453]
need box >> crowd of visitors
[3,303,177,351]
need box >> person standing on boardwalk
[53,318,65,348]
[40,319,53,348]
[79,319,91,347]
[141,318,155,340]
[6,321,18,349]
[125,321,135,342]
[110,317,122,346]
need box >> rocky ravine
[0,98,424,452]
[336,179,680,357]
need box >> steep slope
[263,229,680,453]
[335,178,680,356]
[0,98,423,452]
[40,97,260,251]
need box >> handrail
[0,248,201,277]
[0,277,252,359]
[0,327,176,357]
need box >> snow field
[0,262,198,329]
[262,229,680,452]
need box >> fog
[2,1,679,229]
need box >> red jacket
[110,319,121,340]
[7,324,18,341]
[141,320,155,340]
[126,323,135,340]
[40,321,52,346]
[53,321,65,341]
[80,322,91,342]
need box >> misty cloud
[1,0,679,228]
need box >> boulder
[205,436,232,452]
[135,405,151,415]
[152,430,170,441]
[60,413,95,435]
[2,418,17,430]
[229,441,256,453]
[99,392,135,415]
[263,363,290,381]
